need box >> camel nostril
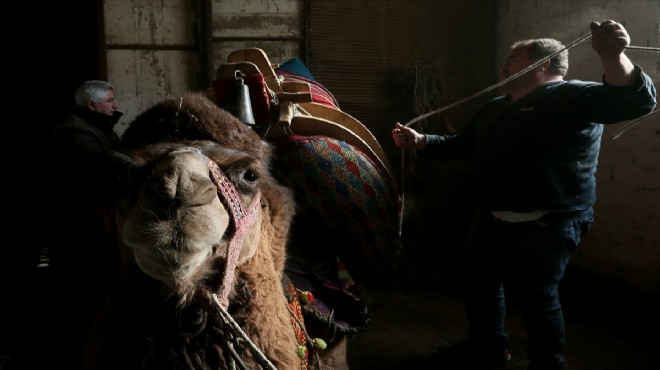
[188,178,218,207]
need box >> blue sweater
[422,65,656,213]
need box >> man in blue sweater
[392,20,656,370]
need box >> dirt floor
[1,242,657,370]
[345,244,660,370]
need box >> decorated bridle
[207,158,262,309]
[208,157,321,370]
[207,156,283,370]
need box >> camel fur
[83,92,319,370]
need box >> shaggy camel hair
[82,92,339,369]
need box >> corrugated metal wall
[308,1,495,139]
[307,0,496,251]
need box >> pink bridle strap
[208,159,262,309]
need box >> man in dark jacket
[392,20,656,370]
[40,80,125,370]
[46,80,123,208]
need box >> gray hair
[511,38,568,76]
[74,80,114,107]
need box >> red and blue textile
[273,135,400,282]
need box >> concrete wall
[103,0,205,137]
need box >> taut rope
[403,32,593,127]
[212,294,279,370]
[402,34,658,127]
[610,109,660,141]
[397,31,658,236]
[625,45,660,52]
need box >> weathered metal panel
[213,14,301,38]
[212,40,301,69]
[213,0,300,13]
[211,0,303,40]
[104,0,197,45]
[211,0,304,76]
[103,0,202,130]
[107,49,200,136]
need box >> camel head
[86,93,334,370]
[114,92,295,304]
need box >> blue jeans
[459,208,594,369]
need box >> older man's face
[91,90,118,116]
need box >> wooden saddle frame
[213,48,397,193]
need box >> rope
[402,35,657,128]
[212,294,279,370]
[285,303,324,370]
[397,31,658,236]
[398,31,594,226]
[403,31,592,127]
[625,45,660,52]
[610,108,660,141]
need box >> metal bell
[222,70,256,126]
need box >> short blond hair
[511,38,568,76]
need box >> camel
[214,48,402,285]
[83,92,344,370]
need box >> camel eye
[243,170,257,183]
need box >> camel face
[78,90,380,370]
[85,93,302,370]
[119,143,264,293]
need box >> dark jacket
[41,106,126,370]
[45,105,123,215]
[421,65,656,213]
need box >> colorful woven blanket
[273,135,400,283]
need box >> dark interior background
[2,0,100,354]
